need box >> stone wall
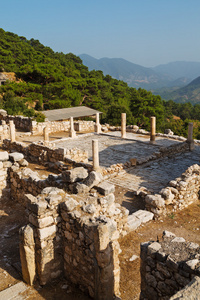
[15,173,128,299]
[3,140,89,165]
[3,151,128,298]
[0,113,95,135]
[140,231,200,300]
[31,120,95,135]
[0,115,32,131]
[0,151,12,196]
[144,163,200,218]
[20,187,123,299]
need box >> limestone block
[171,237,186,243]
[163,231,176,238]
[133,210,154,224]
[83,171,103,188]
[46,194,62,205]
[147,242,161,256]
[3,161,12,168]
[70,182,90,194]
[26,194,48,215]
[9,152,24,162]
[0,151,9,161]
[83,204,96,214]
[127,214,141,230]
[19,224,36,285]
[29,215,54,228]
[38,224,57,240]
[95,181,115,195]
[19,158,29,167]
[62,198,78,211]
[41,186,65,196]
[62,167,88,183]
[145,194,165,208]
[96,224,110,251]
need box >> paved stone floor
[55,132,182,167]
[109,146,200,193]
[54,132,200,193]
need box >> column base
[69,131,76,138]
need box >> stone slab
[127,214,141,230]
[95,181,115,195]
[9,152,24,162]
[0,282,28,300]
[133,210,154,223]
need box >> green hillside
[157,76,200,104]
[0,28,166,130]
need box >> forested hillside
[0,28,200,138]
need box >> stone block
[95,181,115,195]
[133,210,154,224]
[127,214,141,230]
[145,194,165,208]
[62,198,78,212]
[147,242,161,256]
[38,224,57,240]
[9,152,24,162]
[62,167,88,183]
[19,224,36,285]
[0,151,9,161]
[83,171,103,188]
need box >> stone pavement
[55,132,182,167]
[109,146,200,193]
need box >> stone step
[0,282,28,300]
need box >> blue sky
[1,0,200,67]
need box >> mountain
[152,61,200,82]
[79,54,173,90]
[161,76,200,104]
[0,28,167,131]
[80,55,200,91]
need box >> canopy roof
[42,106,102,121]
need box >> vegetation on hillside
[0,28,200,137]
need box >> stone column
[187,122,194,150]
[9,120,15,142]
[121,113,126,138]
[150,116,156,142]
[69,117,76,138]
[19,225,36,286]
[43,126,49,142]
[95,113,101,134]
[92,139,99,171]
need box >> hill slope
[0,28,166,130]
[162,76,200,104]
[79,54,172,89]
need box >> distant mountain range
[79,54,200,93]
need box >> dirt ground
[0,161,200,299]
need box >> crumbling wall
[3,140,89,165]
[18,182,128,299]
[144,164,200,218]
[140,231,200,299]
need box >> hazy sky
[1,0,200,67]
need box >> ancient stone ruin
[0,112,199,299]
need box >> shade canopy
[42,106,102,121]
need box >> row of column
[121,114,194,144]
[43,113,101,142]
